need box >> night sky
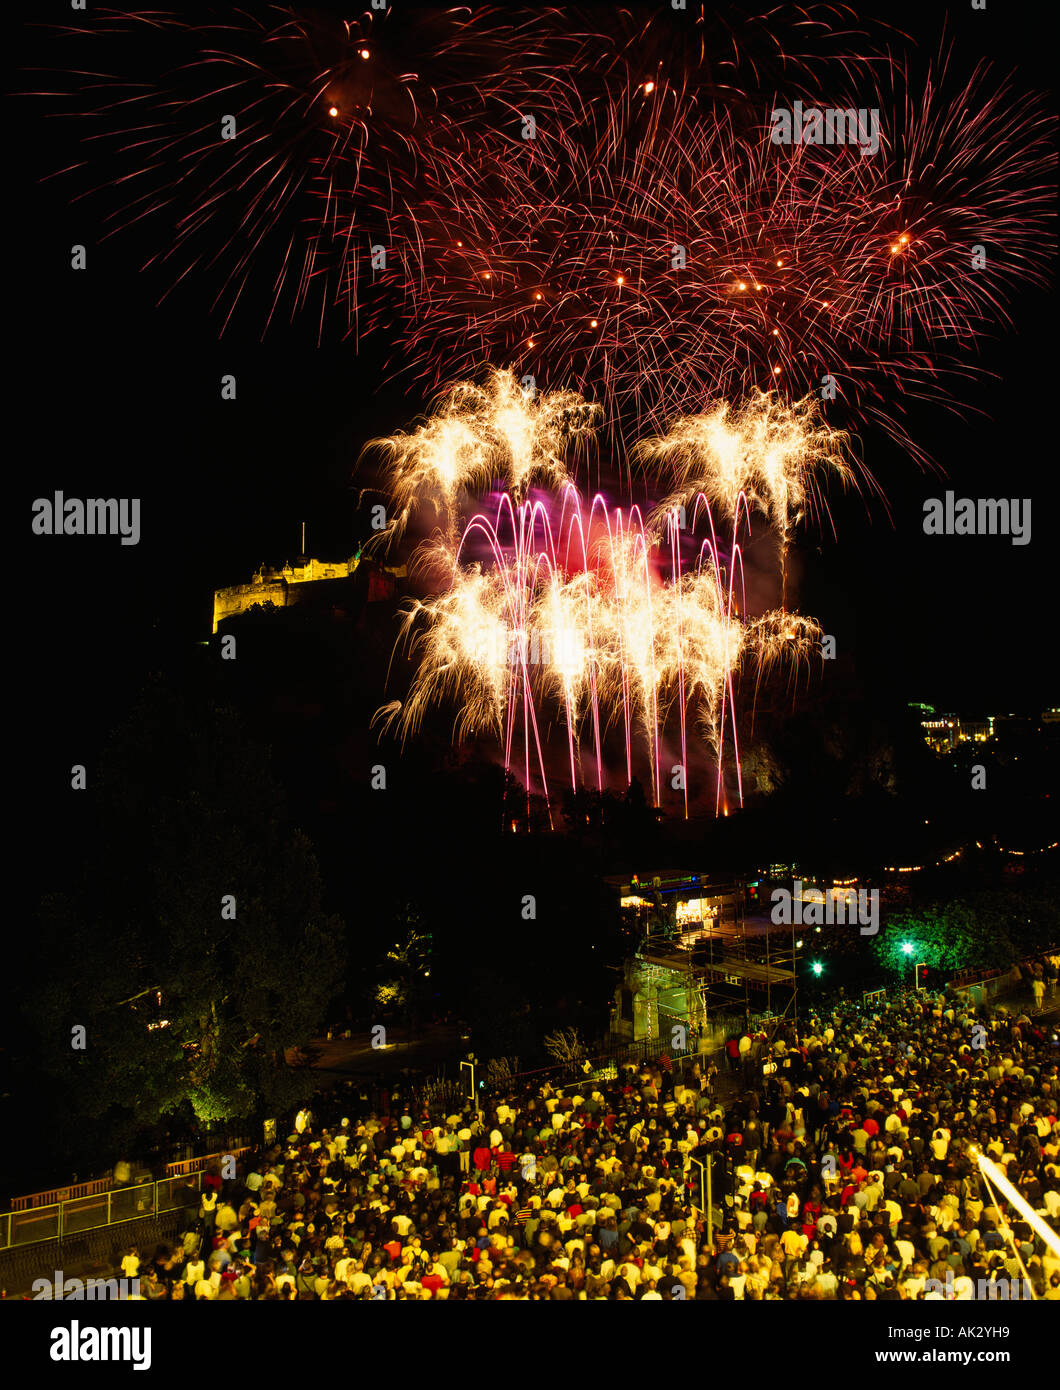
[12,1,1057,887]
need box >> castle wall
[211,556,406,633]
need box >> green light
[901,942,914,955]
[811,962,823,977]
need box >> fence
[10,1177,113,1213]
[9,1134,252,1213]
[949,965,1007,990]
[0,1149,251,1253]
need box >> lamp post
[460,1055,481,1120]
[690,1155,713,1251]
[792,929,803,1028]
[900,941,914,990]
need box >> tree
[486,1056,519,1089]
[543,1027,586,1068]
[19,678,345,1165]
[871,890,1060,976]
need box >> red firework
[384,48,1055,469]
[30,5,1055,464]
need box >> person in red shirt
[801,1200,821,1240]
[473,1144,492,1173]
[496,1145,517,1174]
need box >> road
[287,1022,469,1081]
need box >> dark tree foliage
[16,679,344,1180]
[872,888,1060,974]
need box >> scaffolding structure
[633,880,799,1043]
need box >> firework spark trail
[395,62,1053,466]
[370,371,836,820]
[39,5,605,338]
[365,367,602,548]
[36,8,1054,463]
[638,390,852,604]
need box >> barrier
[11,1178,111,1213]
[0,1148,251,1252]
[164,1146,251,1179]
[9,1135,251,1212]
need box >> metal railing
[9,1136,251,1213]
[11,1178,112,1212]
[0,1149,251,1252]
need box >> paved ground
[986,984,1060,1023]
[289,1022,470,1085]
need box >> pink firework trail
[370,372,834,823]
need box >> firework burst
[36,5,596,336]
[371,371,844,821]
[35,6,1052,467]
[392,51,1054,464]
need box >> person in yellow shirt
[780,1226,806,1262]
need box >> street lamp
[900,941,915,989]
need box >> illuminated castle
[212,553,405,634]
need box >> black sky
[11,0,1057,832]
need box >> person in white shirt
[930,1128,950,1162]
[815,1266,838,1297]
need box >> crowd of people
[120,985,1059,1301]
